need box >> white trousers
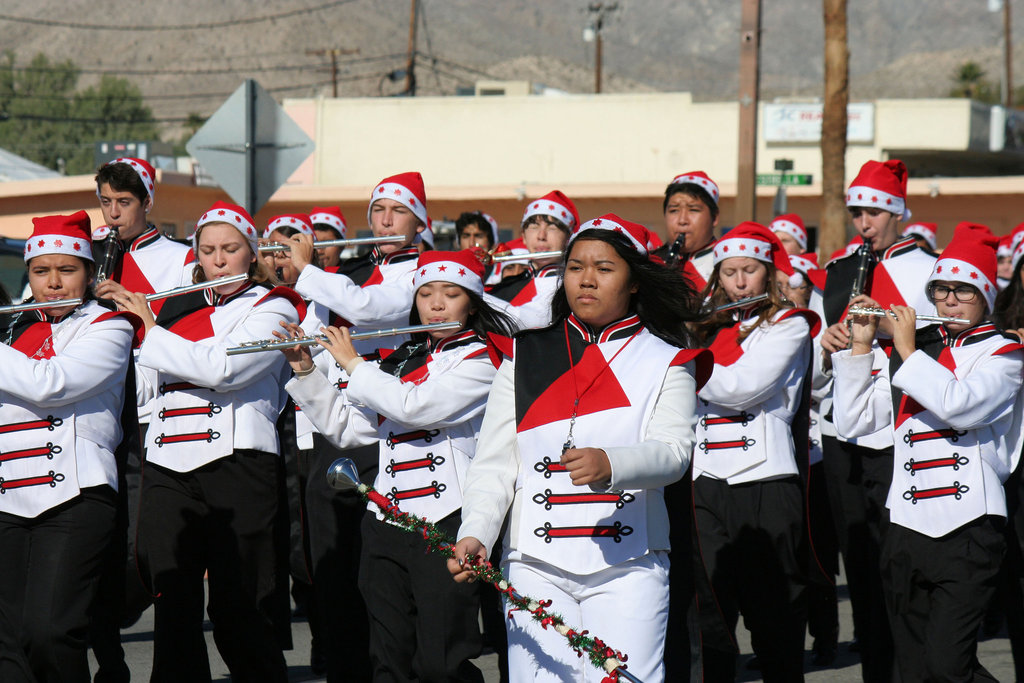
[504,551,669,683]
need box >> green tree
[0,52,156,174]
[949,60,999,104]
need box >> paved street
[95,569,1015,681]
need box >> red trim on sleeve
[994,342,1024,357]
[485,333,514,368]
[257,286,308,321]
[93,310,145,348]
[777,307,821,338]
[671,348,713,391]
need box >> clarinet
[95,225,123,282]
[665,233,687,268]
[846,240,875,347]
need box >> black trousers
[881,518,1004,683]
[692,476,807,683]
[806,461,840,651]
[821,435,895,681]
[0,486,116,683]
[359,513,483,683]
[305,434,376,682]
[139,451,289,683]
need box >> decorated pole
[326,458,645,683]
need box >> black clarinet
[665,233,687,268]
[846,240,876,347]
[95,225,123,282]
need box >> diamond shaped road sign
[186,79,314,216]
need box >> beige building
[0,92,1021,248]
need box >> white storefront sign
[764,103,875,143]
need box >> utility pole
[735,0,762,223]
[306,47,360,97]
[1005,0,1013,107]
[585,3,619,94]
[404,0,418,96]
[820,0,849,260]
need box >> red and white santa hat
[521,190,579,230]
[480,212,500,245]
[24,210,94,262]
[92,225,111,241]
[769,213,808,251]
[1010,234,1024,276]
[569,213,660,257]
[713,221,799,285]
[194,200,259,252]
[1009,222,1024,255]
[998,233,1013,259]
[846,159,911,221]
[368,172,428,228]
[788,252,827,290]
[902,222,938,251]
[420,217,435,248]
[309,206,347,238]
[929,222,999,311]
[263,214,314,239]
[99,157,157,209]
[412,250,485,296]
[668,171,720,206]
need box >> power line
[0,0,357,31]
[0,79,340,103]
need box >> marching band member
[310,206,348,271]
[451,215,708,683]
[113,201,304,682]
[263,213,314,286]
[654,171,720,290]
[0,211,137,683]
[456,211,500,251]
[690,223,819,682]
[288,171,427,331]
[770,213,810,256]
[817,159,937,681]
[832,223,1024,681]
[487,190,579,329]
[282,249,518,681]
[901,221,940,255]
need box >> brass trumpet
[258,235,407,253]
[847,305,970,325]
[225,321,463,356]
[0,298,84,315]
[145,274,250,302]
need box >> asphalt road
[92,569,1015,682]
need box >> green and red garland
[359,483,637,683]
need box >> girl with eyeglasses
[833,222,1024,682]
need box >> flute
[847,305,970,325]
[258,235,407,253]
[145,274,249,302]
[0,298,84,315]
[225,321,463,356]
[491,249,563,263]
[705,293,769,314]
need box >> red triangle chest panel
[167,307,216,342]
[707,324,744,367]
[894,347,956,428]
[509,278,538,307]
[11,322,55,359]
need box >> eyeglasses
[927,283,978,303]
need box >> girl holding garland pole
[450,215,709,683]
[281,249,518,682]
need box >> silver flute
[707,293,769,314]
[847,305,970,325]
[0,298,84,314]
[145,274,249,302]
[258,235,407,253]
[491,249,563,263]
[225,321,463,356]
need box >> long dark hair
[550,230,703,348]
[994,257,1024,329]
[693,260,791,344]
[408,287,520,343]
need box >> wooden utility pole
[820,0,849,260]
[735,0,762,224]
[306,47,360,97]
[587,3,619,94]
[404,0,418,96]
[1005,0,1014,107]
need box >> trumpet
[225,321,463,356]
[847,305,970,325]
[145,274,249,302]
[258,235,407,253]
[705,293,769,314]
[0,298,84,315]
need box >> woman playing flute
[113,200,303,682]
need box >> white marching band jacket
[458,315,708,576]
[486,263,562,330]
[136,283,303,473]
[694,307,819,485]
[286,330,495,524]
[833,323,1024,538]
[0,301,135,518]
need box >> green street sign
[756,173,813,186]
